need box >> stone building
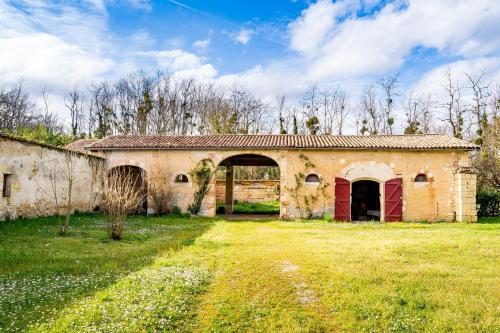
[0,134,104,221]
[80,134,478,222]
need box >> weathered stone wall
[101,148,475,222]
[216,180,280,203]
[0,136,104,221]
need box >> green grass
[217,200,280,214]
[1,215,499,332]
[0,213,213,332]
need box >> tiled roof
[65,139,100,153]
[0,133,104,159]
[85,134,479,151]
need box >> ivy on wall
[286,153,331,219]
[188,159,215,215]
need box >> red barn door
[335,177,350,221]
[384,178,403,222]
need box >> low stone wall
[0,135,104,221]
[216,180,280,203]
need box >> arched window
[175,174,189,183]
[414,173,428,182]
[305,174,320,183]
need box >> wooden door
[335,177,350,221]
[384,178,403,221]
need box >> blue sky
[1,0,499,130]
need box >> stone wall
[216,180,280,203]
[0,135,104,221]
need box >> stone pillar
[454,171,477,222]
[225,162,234,214]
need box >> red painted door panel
[385,178,403,222]
[335,177,350,221]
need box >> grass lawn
[0,215,499,332]
[217,201,280,214]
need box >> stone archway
[215,154,281,216]
[107,165,148,213]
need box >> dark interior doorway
[351,180,380,221]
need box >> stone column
[454,170,477,222]
[225,162,234,214]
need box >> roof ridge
[87,133,478,151]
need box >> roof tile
[85,134,479,151]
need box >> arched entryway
[351,180,381,221]
[107,165,148,213]
[215,154,280,216]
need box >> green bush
[477,189,500,217]
[323,214,334,222]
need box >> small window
[414,174,428,182]
[175,174,189,183]
[2,174,13,197]
[305,174,320,183]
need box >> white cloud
[233,28,253,45]
[84,0,152,12]
[301,0,500,82]
[289,0,343,55]
[0,1,114,91]
[130,30,155,48]
[193,38,210,51]
[0,33,113,88]
[193,30,212,52]
[140,50,217,80]
[219,0,500,101]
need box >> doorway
[351,180,380,221]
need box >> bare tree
[34,152,86,234]
[402,90,434,134]
[473,116,500,190]
[332,88,350,135]
[301,85,320,119]
[465,68,491,144]
[65,90,85,137]
[441,67,467,139]
[88,82,116,138]
[0,80,35,131]
[60,152,87,234]
[39,87,61,132]
[377,74,399,134]
[359,84,382,135]
[276,95,287,134]
[101,168,144,240]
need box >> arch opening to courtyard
[215,154,281,216]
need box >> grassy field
[0,215,499,332]
[217,201,280,214]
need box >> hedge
[477,189,500,217]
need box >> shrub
[477,189,500,217]
[101,168,144,240]
[324,214,334,222]
[170,205,190,218]
[148,170,174,215]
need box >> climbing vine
[286,153,331,219]
[188,159,215,215]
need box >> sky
[1,0,499,132]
